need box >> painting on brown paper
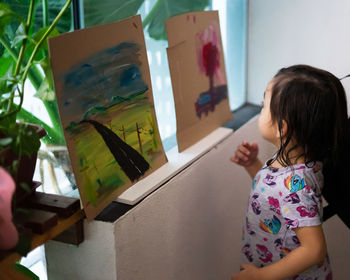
[166,11,232,152]
[49,15,167,220]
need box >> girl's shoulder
[261,159,322,176]
[257,161,323,193]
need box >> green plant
[0,0,72,269]
[0,0,72,148]
[0,0,72,198]
[84,0,210,39]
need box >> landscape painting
[49,15,167,220]
[166,11,232,152]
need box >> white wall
[247,0,350,111]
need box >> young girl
[231,65,350,280]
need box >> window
[138,0,247,145]
[21,0,247,148]
[9,1,247,277]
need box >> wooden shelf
[0,208,85,278]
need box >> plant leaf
[83,0,144,28]
[1,1,28,24]
[0,3,15,36]
[8,123,41,156]
[0,137,12,146]
[0,58,14,93]
[13,263,39,280]
[18,124,41,156]
[14,231,32,257]
[0,3,12,18]
[25,26,60,63]
[34,0,72,33]
[0,63,17,95]
[11,22,27,47]
[32,26,60,50]
[145,0,210,40]
[34,77,55,101]
[12,159,18,173]
[2,0,72,34]
[39,56,54,88]
[20,182,32,193]
[0,53,13,74]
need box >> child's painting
[49,15,167,221]
[166,11,232,152]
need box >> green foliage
[84,0,144,28]
[0,0,70,147]
[0,3,21,36]
[13,230,32,256]
[0,54,13,77]
[0,136,12,146]
[2,0,71,34]
[83,0,210,40]
[34,77,55,101]
[13,263,39,280]
[0,122,41,156]
[0,3,71,258]
[20,182,32,193]
[143,0,210,40]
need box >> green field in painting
[68,95,161,207]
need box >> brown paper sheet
[166,11,233,152]
[49,15,167,221]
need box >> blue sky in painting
[60,41,148,123]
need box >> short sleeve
[280,176,323,229]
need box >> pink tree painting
[195,25,227,118]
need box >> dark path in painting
[81,119,150,182]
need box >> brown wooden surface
[0,209,85,272]
[0,266,34,280]
[24,209,58,234]
[53,219,84,245]
[27,191,81,218]
[0,191,85,278]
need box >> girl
[231,65,350,280]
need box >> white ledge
[116,127,233,205]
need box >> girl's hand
[231,263,261,280]
[230,141,259,167]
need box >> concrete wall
[247,0,350,110]
[46,117,350,279]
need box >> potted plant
[0,0,73,252]
[0,0,72,197]
[0,0,75,198]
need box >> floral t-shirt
[241,160,332,280]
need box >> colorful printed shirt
[241,160,333,280]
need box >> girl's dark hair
[268,64,350,227]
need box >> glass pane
[81,0,247,146]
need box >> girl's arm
[244,158,263,179]
[231,141,262,179]
[232,225,327,280]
